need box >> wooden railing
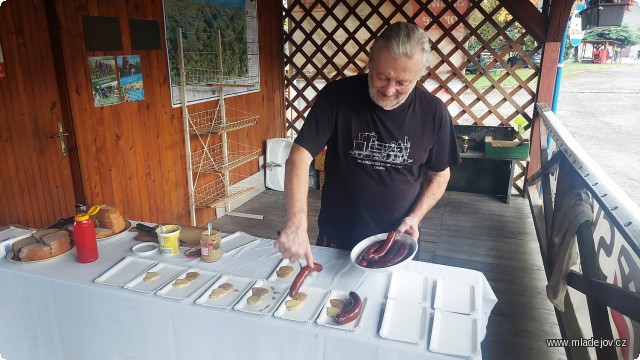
[526,102,640,360]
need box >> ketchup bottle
[73,205,100,263]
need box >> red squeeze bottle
[73,205,100,263]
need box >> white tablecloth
[0,223,497,360]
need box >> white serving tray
[388,270,430,304]
[221,232,258,254]
[433,278,479,315]
[94,256,158,286]
[267,258,302,284]
[123,262,186,293]
[316,289,367,331]
[273,286,329,323]
[156,268,219,300]
[195,275,255,309]
[379,298,428,344]
[233,279,290,316]
[429,310,480,359]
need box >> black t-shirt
[295,74,461,250]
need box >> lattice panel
[284,0,541,195]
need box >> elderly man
[275,22,461,265]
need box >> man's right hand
[274,224,314,265]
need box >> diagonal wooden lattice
[283,0,540,195]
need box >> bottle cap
[75,205,101,221]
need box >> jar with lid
[200,230,222,262]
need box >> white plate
[316,289,367,331]
[233,280,290,315]
[379,299,428,343]
[388,270,430,304]
[267,258,302,284]
[156,268,219,300]
[350,233,417,272]
[132,242,159,256]
[123,262,186,293]
[221,232,258,253]
[429,310,480,358]
[433,278,478,314]
[273,286,329,323]
[195,275,255,309]
[94,256,157,286]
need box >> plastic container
[156,225,181,256]
[73,205,100,263]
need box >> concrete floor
[555,59,640,206]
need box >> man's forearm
[407,168,450,221]
[284,144,314,227]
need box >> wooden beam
[528,1,576,188]
[500,0,548,43]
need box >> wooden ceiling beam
[500,0,548,43]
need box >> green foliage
[583,24,640,48]
[512,116,528,136]
[165,0,248,84]
[465,0,537,55]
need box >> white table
[0,223,497,360]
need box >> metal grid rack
[192,173,260,209]
[178,28,261,224]
[188,107,258,135]
[190,141,260,173]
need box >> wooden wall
[0,0,285,228]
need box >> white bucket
[155,225,181,256]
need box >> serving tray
[156,268,219,300]
[94,256,157,286]
[233,279,290,316]
[195,275,255,309]
[316,289,367,331]
[123,262,186,293]
[379,298,428,344]
[273,286,329,323]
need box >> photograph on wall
[163,0,259,106]
[0,42,5,80]
[88,56,120,107]
[117,55,144,102]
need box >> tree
[583,24,640,48]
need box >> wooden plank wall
[0,0,78,227]
[0,0,285,228]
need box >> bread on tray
[11,229,71,262]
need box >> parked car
[506,51,541,68]
[466,59,501,75]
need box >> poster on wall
[0,42,6,80]
[88,56,120,107]
[164,0,259,107]
[117,55,144,102]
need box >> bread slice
[42,231,71,256]
[20,243,53,261]
[11,236,39,258]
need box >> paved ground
[554,58,640,206]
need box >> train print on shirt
[350,132,413,170]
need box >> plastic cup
[156,225,181,256]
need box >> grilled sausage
[363,231,396,261]
[366,240,403,268]
[289,262,323,298]
[335,291,363,325]
[385,240,412,267]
